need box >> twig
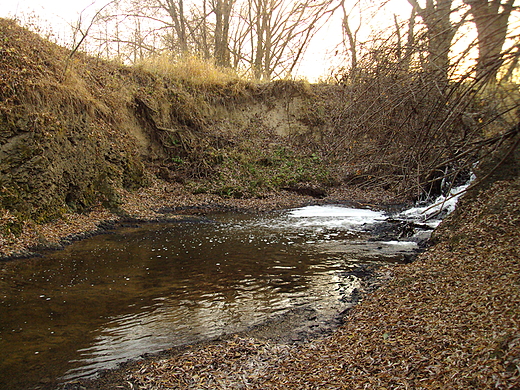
[63,1,116,77]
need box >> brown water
[0,207,419,390]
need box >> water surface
[0,204,440,389]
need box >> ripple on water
[1,204,439,389]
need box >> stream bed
[0,189,466,390]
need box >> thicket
[131,41,519,203]
[304,42,520,202]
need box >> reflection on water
[0,206,414,389]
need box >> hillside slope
[1,19,340,256]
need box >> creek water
[0,192,466,390]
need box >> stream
[0,186,467,390]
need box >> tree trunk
[341,0,357,74]
[162,0,189,53]
[403,4,417,72]
[214,0,233,67]
[464,0,516,81]
[407,0,456,82]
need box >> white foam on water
[379,241,418,248]
[399,180,472,227]
[289,205,383,219]
[286,205,386,230]
[281,177,473,232]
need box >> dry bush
[317,42,519,201]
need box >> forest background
[3,0,518,82]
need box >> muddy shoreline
[0,182,405,262]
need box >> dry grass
[135,53,241,86]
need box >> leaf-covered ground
[62,176,519,390]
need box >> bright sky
[2,0,98,21]
[0,0,413,81]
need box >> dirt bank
[1,18,342,246]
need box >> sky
[1,0,97,22]
[0,0,412,81]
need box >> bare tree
[241,0,337,79]
[501,42,520,82]
[65,1,117,75]
[392,4,417,69]
[213,0,235,66]
[60,0,338,79]
[463,0,518,81]
[406,0,457,81]
[229,1,253,69]
[82,0,163,63]
[404,3,418,71]
[156,0,190,52]
[341,0,361,74]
